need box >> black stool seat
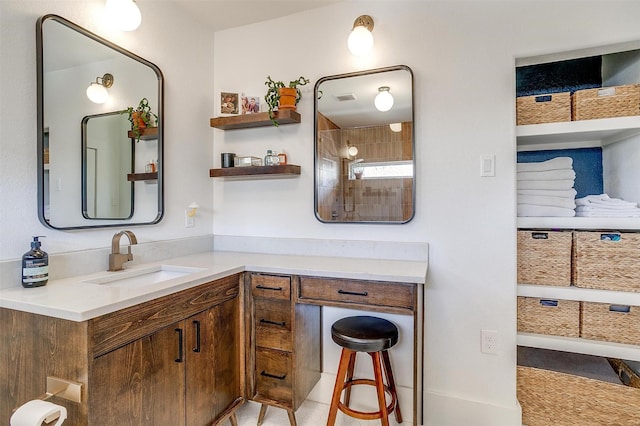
[331,316,398,353]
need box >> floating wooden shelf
[127,127,158,140]
[209,164,301,178]
[127,172,158,182]
[210,110,301,130]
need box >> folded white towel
[517,179,575,190]
[517,204,576,217]
[518,195,576,209]
[517,188,577,198]
[517,157,573,172]
[575,193,638,209]
[517,169,576,181]
[575,207,640,217]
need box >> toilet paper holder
[38,377,82,403]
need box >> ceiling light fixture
[374,86,393,112]
[105,0,142,31]
[86,73,114,104]
[347,15,374,56]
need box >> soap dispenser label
[23,260,49,284]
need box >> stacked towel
[575,194,640,217]
[517,157,576,217]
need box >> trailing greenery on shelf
[264,76,310,126]
[122,97,158,142]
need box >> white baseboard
[423,390,522,426]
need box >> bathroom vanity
[0,251,426,425]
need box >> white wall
[0,0,215,259]
[3,1,640,425]
[211,2,640,424]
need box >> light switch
[480,155,495,177]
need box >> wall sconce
[347,15,374,56]
[86,73,114,104]
[347,146,359,157]
[105,0,142,31]
[374,86,394,112]
[389,123,402,132]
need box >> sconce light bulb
[348,25,374,56]
[374,87,394,112]
[86,82,109,104]
[105,0,142,31]
[348,146,359,157]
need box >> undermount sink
[84,265,206,288]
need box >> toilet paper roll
[10,399,67,426]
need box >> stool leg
[287,409,297,426]
[370,351,390,426]
[327,348,353,426]
[257,404,268,426]
[343,350,357,406]
[229,413,238,426]
[382,350,403,424]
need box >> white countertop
[0,251,427,322]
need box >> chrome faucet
[108,230,138,271]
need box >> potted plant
[264,76,310,126]
[122,97,158,142]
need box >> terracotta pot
[278,87,298,110]
[132,111,147,129]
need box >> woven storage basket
[581,301,640,345]
[516,92,571,125]
[517,230,572,286]
[517,297,580,337]
[572,84,640,121]
[573,231,640,292]
[517,366,640,426]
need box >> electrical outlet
[481,329,499,354]
[184,210,194,228]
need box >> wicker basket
[581,301,640,345]
[518,366,640,426]
[517,230,572,286]
[572,84,640,121]
[573,231,640,292]
[517,297,580,337]
[516,92,571,125]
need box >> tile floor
[234,400,404,426]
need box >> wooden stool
[327,316,402,426]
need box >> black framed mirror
[314,65,415,223]
[37,14,163,229]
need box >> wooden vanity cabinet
[245,273,321,421]
[0,273,243,426]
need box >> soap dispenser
[22,236,48,288]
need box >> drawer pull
[260,370,287,380]
[540,299,558,307]
[338,289,368,297]
[260,318,286,327]
[256,285,283,291]
[192,320,201,353]
[175,328,184,363]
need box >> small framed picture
[220,91,239,115]
[241,94,261,115]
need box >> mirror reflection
[82,112,133,220]
[37,14,163,229]
[314,65,415,223]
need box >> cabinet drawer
[255,348,293,405]
[251,274,291,300]
[298,276,415,311]
[255,298,292,351]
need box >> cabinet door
[185,296,241,425]
[91,323,186,425]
